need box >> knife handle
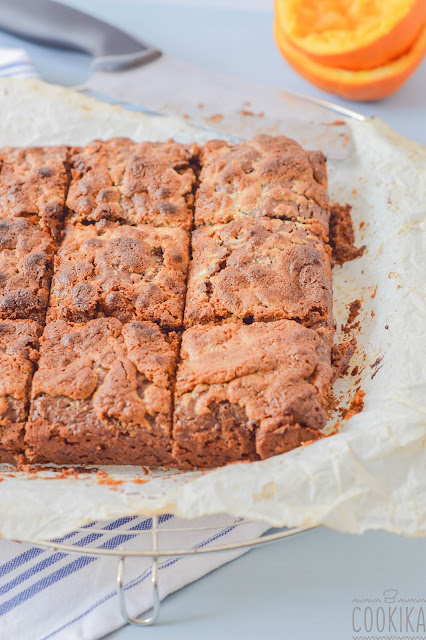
[0,0,161,71]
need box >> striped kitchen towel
[0,48,39,78]
[0,514,268,640]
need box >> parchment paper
[0,79,424,541]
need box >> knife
[0,0,364,158]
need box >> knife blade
[0,0,161,70]
[0,0,364,158]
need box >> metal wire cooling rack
[16,515,319,627]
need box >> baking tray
[0,78,424,544]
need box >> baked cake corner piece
[173,320,333,469]
[66,138,198,230]
[0,319,42,463]
[184,216,332,328]
[25,318,179,466]
[0,145,70,239]
[0,217,55,323]
[195,134,330,236]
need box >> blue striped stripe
[0,556,96,616]
[0,516,161,617]
[42,520,241,640]
[129,514,173,530]
[98,533,135,549]
[0,524,97,579]
[0,548,45,580]
[103,516,138,530]
[0,553,68,598]
[0,514,139,581]
[0,534,103,598]
[0,523,100,578]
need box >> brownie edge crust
[0,145,70,239]
[25,318,178,466]
[0,320,41,463]
[0,217,56,323]
[173,320,333,469]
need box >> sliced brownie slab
[26,318,178,466]
[67,138,198,230]
[0,217,56,323]
[47,221,190,328]
[0,320,41,463]
[195,135,329,237]
[173,320,333,469]
[184,217,332,327]
[0,145,70,240]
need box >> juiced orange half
[276,0,426,70]
[274,17,426,101]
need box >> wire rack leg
[116,515,160,626]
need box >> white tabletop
[104,527,425,640]
[0,2,424,638]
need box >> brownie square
[173,320,333,468]
[47,221,190,328]
[66,138,198,229]
[0,217,56,323]
[0,145,69,239]
[184,217,332,327]
[195,135,329,236]
[0,320,41,463]
[26,318,179,465]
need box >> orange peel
[275,0,426,70]
[274,18,426,101]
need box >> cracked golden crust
[195,135,329,235]
[0,217,56,322]
[0,146,69,239]
[26,318,179,465]
[184,217,332,327]
[173,320,333,466]
[47,221,190,328]
[66,138,198,230]
[0,319,41,461]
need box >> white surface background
[0,1,424,638]
[0,0,424,142]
